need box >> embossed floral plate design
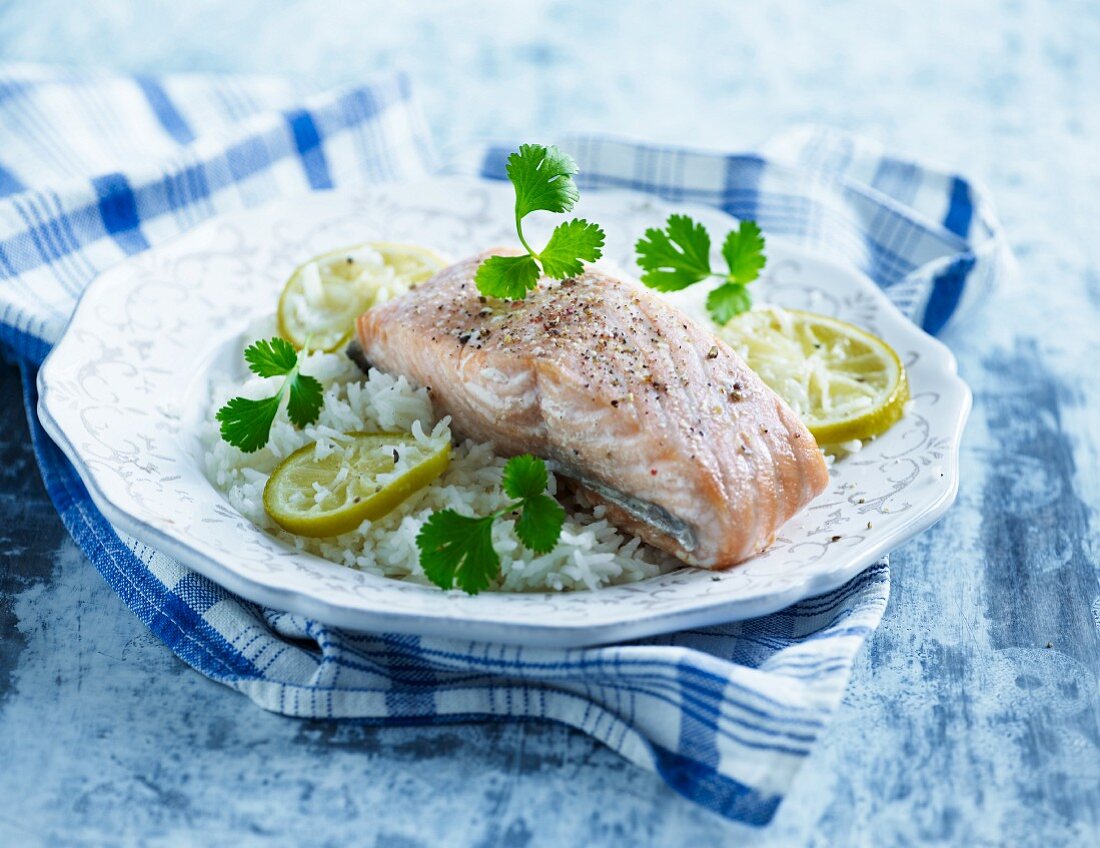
[37,178,970,646]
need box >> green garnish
[501,455,565,555]
[216,337,323,453]
[475,144,605,300]
[635,215,767,324]
[416,454,565,594]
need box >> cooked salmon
[352,251,829,568]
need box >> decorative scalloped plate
[37,178,970,646]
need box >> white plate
[37,177,970,647]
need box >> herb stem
[277,352,302,404]
[498,500,525,518]
[705,271,738,285]
[271,338,310,410]
[514,209,538,259]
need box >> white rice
[201,319,672,592]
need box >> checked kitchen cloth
[0,64,1007,825]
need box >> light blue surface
[1,1,1099,845]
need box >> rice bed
[202,322,671,592]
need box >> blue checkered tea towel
[1,64,1006,826]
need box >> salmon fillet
[353,251,829,568]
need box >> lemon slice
[263,432,451,537]
[277,242,450,352]
[719,306,909,446]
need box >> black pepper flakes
[706,346,719,359]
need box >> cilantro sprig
[475,144,606,300]
[635,215,767,324]
[216,337,323,453]
[415,455,565,594]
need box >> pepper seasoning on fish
[351,250,829,568]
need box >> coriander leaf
[417,455,565,589]
[475,253,541,300]
[706,282,753,325]
[476,143,606,301]
[721,220,767,284]
[287,373,324,428]
[538,219,605,279]
[218,336,323,452]
[507,143,580,218]
[634,213,768,326]
[216,395,282,453]
[416,510,499,594]
[514,493,566,555]
[244,337,298,378]
[635,214,712,292]
[501,454,549,500]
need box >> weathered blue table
[2,2,1098,844]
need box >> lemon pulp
[263,432,451,537]
[277,242,450,352]
[719,306,909,446]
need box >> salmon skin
[352,251,829,568]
